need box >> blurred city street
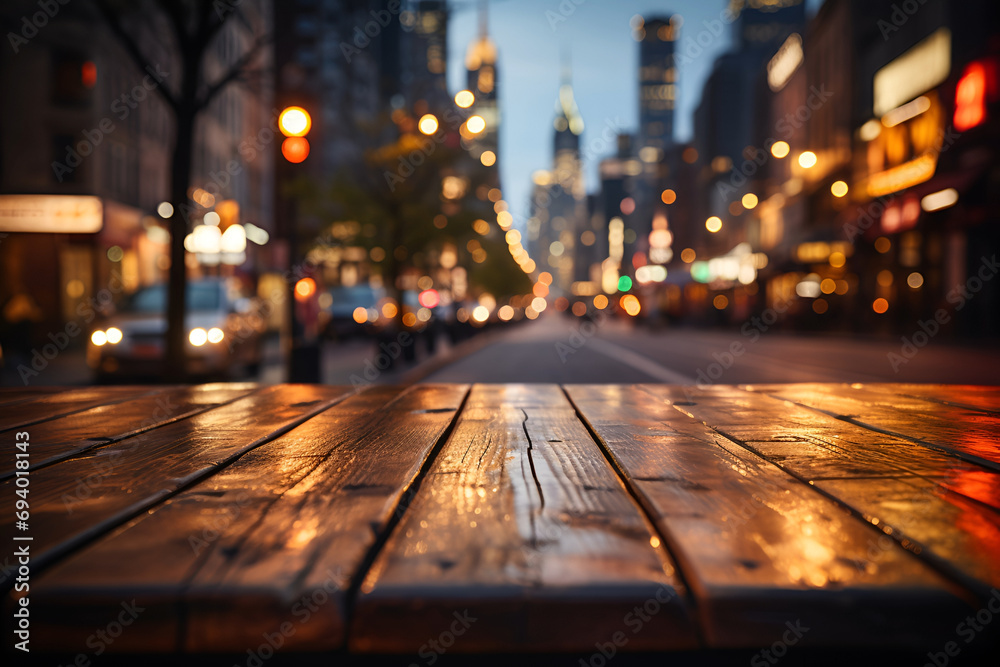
[422,313,1000,385]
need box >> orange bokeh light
[282,137,310,163]
[294,277,316,300]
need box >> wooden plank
[749,382,1000,469]
[351,384,696,653]
[875,383,1000,414]
[0,386,172,431]
[0,384,259,479]
[0,384,354,583]
[25,384,468,654]
[567,385,975,649]
[0,386,69,407]
[642,384,1000,599]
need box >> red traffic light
[282,137,310,163]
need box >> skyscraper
[637,15,680,154]
[464,2,500,171]
[530,72,587,293]
[407,0,450,106]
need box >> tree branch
[91,0,180,113]
[195,33,270,111]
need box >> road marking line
[586,337,696,385]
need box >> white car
[88,279,263,379]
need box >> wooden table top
[2,383,999,658]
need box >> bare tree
[91,0,268,380]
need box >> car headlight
[105,327,123,344]
[207,327,225,344]
[91,330,107,346]
[189,328,208,346]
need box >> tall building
[464,3,500,171]
[529,75,587,293]
[637,15,680,154]
[730,0,806,55]
[407,0,450,107]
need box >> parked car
[87,278,262,380]
[322,284,386,340]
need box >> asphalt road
[423,313,1000,385]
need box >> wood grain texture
[0,386,70,407]
[0,386,173,431]
[567,385,974,648]
[352,384,695,653]
[0,384,353,583]
[0,384,259,479]
[875,383,1000,414]
[750,382,1000,469]
[643,384,1000,599]
[25,385,468,654]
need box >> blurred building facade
[0,0,274,343]
[648,0,999,337]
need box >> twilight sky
[447,0,821,226]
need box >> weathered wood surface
[749,382,1000,469]
[0,384,354,578]
[566,385,975,647]
[641,384,1000,598]
[3,382,998,657]
[352,384,695,652]
[0,384,258,479]
[0,386,171,432]
[27,384,468,652]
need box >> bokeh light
[467,115,486,134]
[620,294,641,316]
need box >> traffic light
[279,106,311,163]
